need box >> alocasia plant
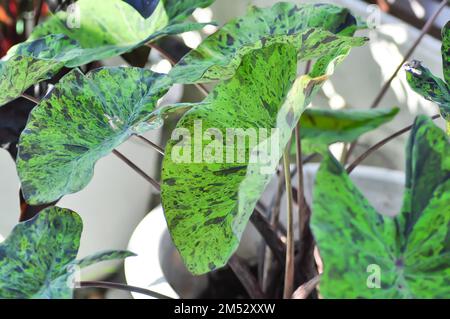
[405,22,450,134]
[311,116,449,298]
[0,207,134,299]
[0,0,215,107]
[160,2,367,274]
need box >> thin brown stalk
[228,256,266,299]
[112,149,161,192]
[282,148,295,299]
[34,0,44,26]
[134,135,165,155]
[346,114,440,174]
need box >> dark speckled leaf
[405,23,450,132]
[311,116,449,298]
[0,207,135,299]
[295,107,399,154]
[0,0,212,107]
[161,33,363,274]
[169,2,365,84]
[17,67,172,205]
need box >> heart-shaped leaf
[0,207,134,299]
[169,2,364,84]
[294,107,399,154]
[311,116,449,298]
[0,0,214,107]
[405,22,450,132]
[17,67,172,205]
[161,29,365,274]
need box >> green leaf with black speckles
[161,33,364,274]
[292,107,399,154]
[0,34,82,107]
[169,2,365,84]
[311,116,450,298]
[0,0,213,107]
[17,67,172,205]
[0,207,135,299]
[405,23,450,131]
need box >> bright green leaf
[17,67,172,205]
[0,207,134,299]
[169,2,366,84]
[161,33,363,274]
[293,107,399,154]
[311,116,449,298]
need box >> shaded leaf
[311,116,449,298]
[161,34,363,274]
[17,67,171,205]
[293,107,399,154]
[0,207,135,299]
[0,34,81,107]
[0,0,212,107]
[169,2,365,84]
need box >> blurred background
[0,0,448,298]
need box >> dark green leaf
[169,2,365,84]
[17,67,171,205]
[161,35,363,274]
[0,207,135,299]
[311,116,449,298]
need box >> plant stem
[228,256,266,299]
[112,149,161,192]
[78,281,173,299]
[344,0,447,163]
[34,0,44,26]
[251,207,286,265]
[291,275,320,299]
[21,93,40,104]
[282,148,295,299]
[346,114,440,173]
[133,135,165,155]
